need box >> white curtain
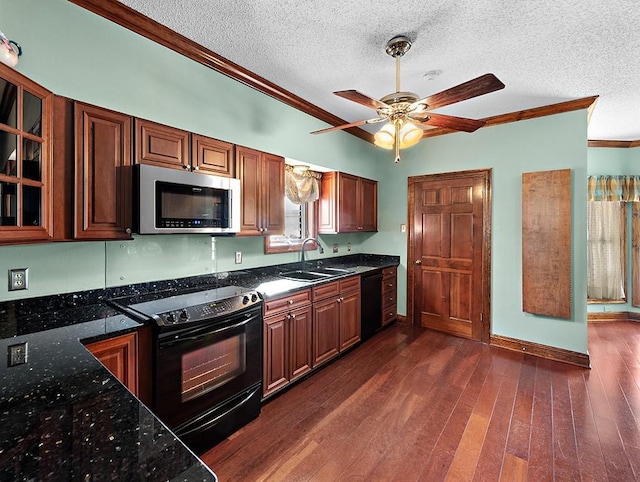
[587,201,625,299]
[284,166,321,204]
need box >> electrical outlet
[332,244,339,253]
[8,342,28,367]
[8,268,28,291]
[235,251,242,264]
[347,242,352,252]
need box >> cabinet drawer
[382,266,397,280]
[339,276,360,293]
[313,281,340,301]
[382,277,397,292]
[382,290,397,307]
[264,289,311,317]
[382,305,397,326]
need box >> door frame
[406,168,492,343]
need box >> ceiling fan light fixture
[398,121,422,148]
[373,123,395,149]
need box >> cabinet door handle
[182,164,190,170]
[414,260,422,265]
[125,227,132,234]
[286,314,291,320]
[193,165,200,170]
[291,313,296,319]
[287,300,294,305]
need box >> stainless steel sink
[307,267,354,276]
[278,270,333,282]
[278,266,354,282]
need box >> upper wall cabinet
[135,118,189,170]
[74,102,133,240]
[236,146,285,236]
[192,134,234,177]
[0,65,53,244]
[318,172,377,234]
[135,119,234,177]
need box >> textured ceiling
[117,0,640,141]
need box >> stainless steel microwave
[135,164,241,234]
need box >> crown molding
[421,96,599,138]
[68,1,612,148]
[68,0,375,144]
[588,140,640,148]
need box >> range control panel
[156,291,261,327]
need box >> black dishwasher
[361,270,383,341]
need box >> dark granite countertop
[0,304,217,481]
[0,253,398,480]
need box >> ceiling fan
[311,36,505,163]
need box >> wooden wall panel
[522,169,572,318]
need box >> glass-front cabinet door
[0,65,52,242]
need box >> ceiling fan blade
[334,90,389,110]
[419,73,505,110]
[310,117,385,135]
[415,112,486,132]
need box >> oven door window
[181,332,246,402]
[156,181,230,228]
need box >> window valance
[285,165,322,204]
[587,175,640,201]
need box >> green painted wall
[0,0,381,301]
[1,0,591,355]
[587,146,640,313]
[365,111,589,353]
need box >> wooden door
[74,102,132,240]
[359,177,378,232]
[236,145,262,235]
[339,289,361,351]
[288,305,313,381]
[312,298,340,366]
[338,173,359,232]
[135,118,189,170]
[85,332,138,395]
[192,134,234,177]
[261,153,285,235]
[408,169,491,342]
[263,313,288,397]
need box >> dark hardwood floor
[201,321,640,481]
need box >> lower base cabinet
[263,290,313,398]
[312,276,361,367]
[382,266,398,326]
[263,276,362,398]
[85,332,138,396]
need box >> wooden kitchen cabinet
[339,277,362,350]
[85,331,138,396]
[263,289,313,398]
[74,102,133,240]
[192,134,234,177]
[312,276,361,367]
[318,171,378,233]
[0,64,54,244]
[236,145,285,236]
[135,118,190,170]
[382,266,398,326]
[135,119,235,177]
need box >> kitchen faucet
[300,237,323,267]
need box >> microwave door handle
[159,315,256,347]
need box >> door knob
[414,260,422,265]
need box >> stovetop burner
[111,285,262,329]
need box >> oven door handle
[177,385,260,437]
[159,314,257,347]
